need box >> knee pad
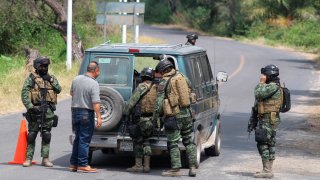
[42,131,51,144]
[27,131,38,144]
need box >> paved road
[0,25,319,179]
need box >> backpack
[280,84,291,113]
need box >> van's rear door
[90,53,134,101]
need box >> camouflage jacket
[123,80,152,115]
[21,73,61,118]
[255,82,281,101]
[254,82,282,121]
[153,69,191,120]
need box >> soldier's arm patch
[157,84,165,93]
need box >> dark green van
[72,43,228,166]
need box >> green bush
[281,21,320,49]
[187,6,211,30]
[0,55,24,81]
[245,20,320,51]
[144,0,171,24]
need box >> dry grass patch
[0,62,80,115]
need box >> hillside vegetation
[145,0,320,54]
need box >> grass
[0,61,81,115]
[0,35,163,115]
[243,20,320,54]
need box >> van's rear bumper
[69,134,186,152]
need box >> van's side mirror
[216,71,228,82]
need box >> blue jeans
[70,108,95,167]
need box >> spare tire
[95,86,124,132]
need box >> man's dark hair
[87,61,99,72]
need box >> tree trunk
[168,0,178,14]
[24,48,39,73]
[43,0,84,62]
[52,21,84,62]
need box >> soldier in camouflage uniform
[253,64,282,178]
[123,67,157,173]
[185,33,198,46]
[153,57,197,177]
[21,57,61,167]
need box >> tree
[242,0,317,22]
[25,0,84,61]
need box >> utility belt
[23,112,58,127]
[258,112,278,125]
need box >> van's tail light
[129,48,140,53]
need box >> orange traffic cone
[9,119,36,164]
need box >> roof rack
[107,43,184,49]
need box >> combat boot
[269,160,274,173]
[126,157,143,172]
[189,166,197,177]
[41,158,53,167]
[162,168,181,177]
[22,159,32,167]
[254,160,273,178]
[143,156,150,173]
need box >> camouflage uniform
[123,80,157,172]
[153,69,196,170]
[123,81,155,158]
[21,73,61,160]
[254,82,281,162]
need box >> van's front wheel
[204,125,221,156]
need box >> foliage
[245,20,320,51]
[144,0,171,23]
[0,55,25,80]
[0,1,47,54]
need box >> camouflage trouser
[165,116,196,169]
[257,116,280,161]
[26,118,53,160]
[133,116,153,158]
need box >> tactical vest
[140,82,158,113]
[29,73,57,105]
[257,87,283,114]
[162,71,194,116]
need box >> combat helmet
[140,67,154,81]
[186,33,198,40]
[155,58,173,73]
[33,57,50,70]
[261,64,279,77]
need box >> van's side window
[185,54,204,100]
[205,55,214,81]
[200,55,210,83]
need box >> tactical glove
[42,74,53,83]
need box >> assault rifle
[39,88,48,137]
[247,106,258,141]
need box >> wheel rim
[97,98,114,123]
